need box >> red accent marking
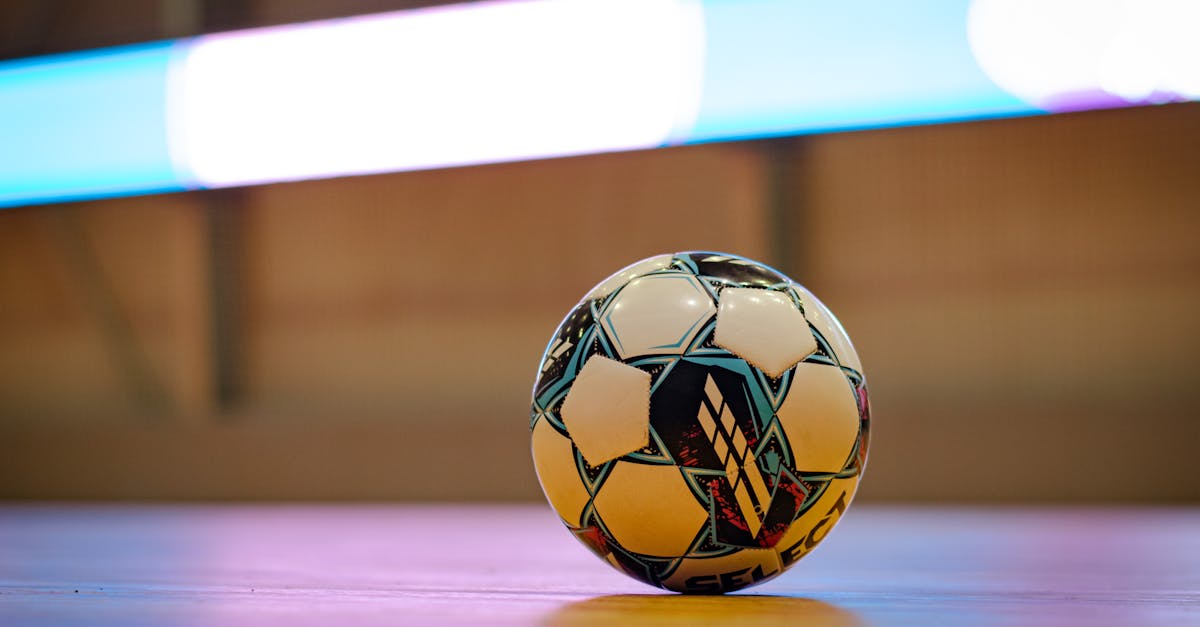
[743,428,760,451]
[573,526,610,557]
[758,521,788,548]
[708,479,751,534]
[676,424,711,468]
[779,478,806,502]
[677,445,701,467]
[857,386,871,422]
[752,474,806,548]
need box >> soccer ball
[530,252,870,594]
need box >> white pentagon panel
[599,273,715,359]
[791,285,863,374]
[583,254,674,301]
[530,418,592,526]
[592,460,708,557]
[560,356,651,466]
[775,363,861,473]
[714,287,817,378]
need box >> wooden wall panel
[0,144,773,500]
[0,0,167,60]
[1,103,1196,502]
[251,0,450,26]
[241,145,770,417]
[792,103,1200,501]
[0,196,212,422]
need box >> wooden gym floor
[0,504,1196,626]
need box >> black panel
[533,299,595,399]
[679,252,790,287]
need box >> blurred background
[0,0,1197,503]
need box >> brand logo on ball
[683,490,848,594]
[695,374,774,538]
[667,364,813,551]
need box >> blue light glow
[0,41,188,208]
[687,0,1032,141]
[0,0,1191,209]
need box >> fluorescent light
[968,0,1200,111]
[0,42,189,207]
[0,0,1194,208]
[174,0,705,187]
[688,0,1029,141]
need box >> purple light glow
[968,0,1200,112]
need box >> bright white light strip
[173,0,705,187]
[968,0,1200,111]
[5,0,1195,208]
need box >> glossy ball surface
[530,252,870,593]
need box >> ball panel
[592,461,708,558]
[534,299,595,400]
[583,253,674,301]
[676,252,789,288]
[714,287,818,378]
[599,273,715,359]
[660,548,783,594]
[531,418,592,527]
[568,523,663,589]
[790,284,863,374]
[560,356,652,466]
[775,363,862,474]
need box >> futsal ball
[530,252,870,594]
